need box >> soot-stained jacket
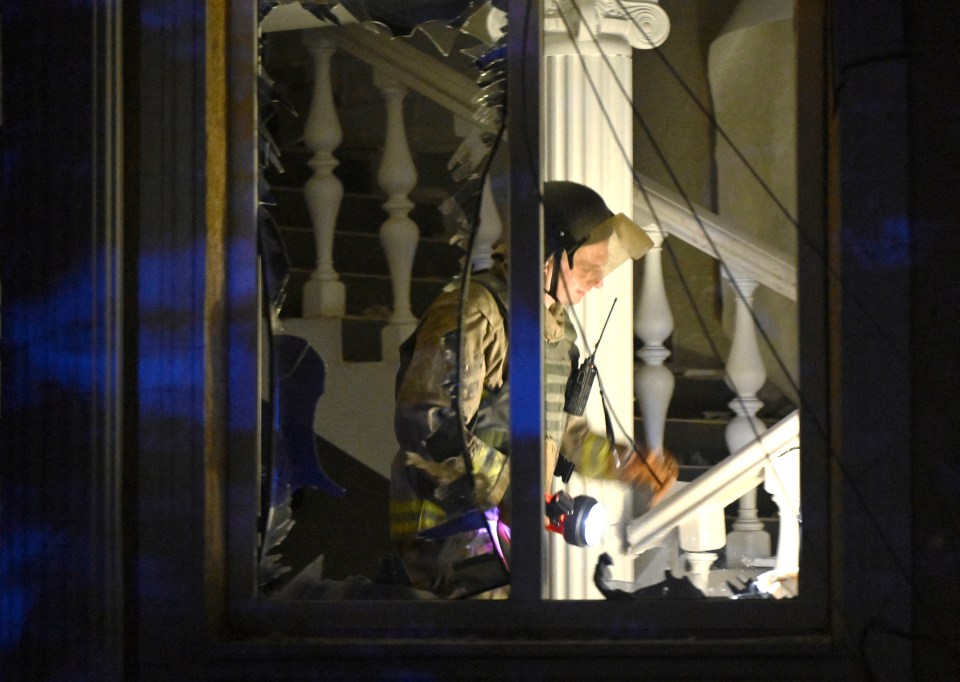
[389,263,635,548]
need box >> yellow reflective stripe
[578,430,615,479]
[389,498,448,539]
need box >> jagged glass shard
[413,19,462,56]
[258,127,286,174]
[448,130,494,181]
[459,0,506,43]
[258,208,291,313]
[259,498,295,587]
[300,0,343,24]
[441,179,484,248]
[471,103,503,128]
[472,82,506,109]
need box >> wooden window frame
[193,0,837,661]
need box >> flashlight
[545,490,607,547]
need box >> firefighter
[389,181,678,598]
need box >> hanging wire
[451,25,510,493]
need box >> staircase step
[279,227,461,279]
[667,370,736,420]
[280,269,449,320]
[636,416,729,466]
[271,187,447,240]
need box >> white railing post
[634,227,675,459]
[301,32,346,318]
[374,71,419,360]
[723,273,772,567]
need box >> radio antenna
[590,297,617,357]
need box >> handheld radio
[563,298,617,416]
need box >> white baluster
[685,551,718,595]
[634,228,675,458]
[723,274,771,567]
[301,32,346,318]
[374,72,419,359]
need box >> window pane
[254,0,803,604]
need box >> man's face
[547,240,610,306]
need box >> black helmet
[544,181,614,262]
[542,181,654,300]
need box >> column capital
[545,0,670,55]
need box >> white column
[543,0,670,600]
[301,32,346,318]
[374,72,419,360]
[723,274,772,567]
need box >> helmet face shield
[585,212,654,278]
[542,182,654,301]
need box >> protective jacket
[389,263,666,597]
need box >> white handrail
[633,174,797,301]
[622,409,799,554]
[263,5,495,134]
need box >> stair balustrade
[623,410,800,596]
[264,4,801,597]
[634,224,676,462]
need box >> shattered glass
[257,0,507,600]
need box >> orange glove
[619,447,678,505]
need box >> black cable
[454,58,509,493]
[616,0,909,368]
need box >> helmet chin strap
[546,251,563,302]
[546,247,583,303]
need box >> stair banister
[326,25,494,134]
[301,32,347,317]
[622,409,800,555]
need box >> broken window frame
[215,0,833,644]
